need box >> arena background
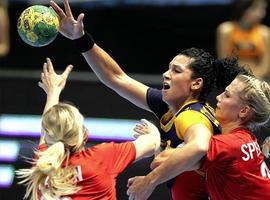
[0,0,269,199]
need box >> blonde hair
[237,75,270,158]
[237,75,270,129]
[16,103,85,200]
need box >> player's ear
[239,105,252,119]
[191,78,203,90]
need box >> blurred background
[0,0,270,199]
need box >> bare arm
[50,0,151,111]
[127,124,211,200]
[132,119,161,162]
[0,6,9,57]
[216,22,233,58]
[38,58,73,144]
[255,25,270,79]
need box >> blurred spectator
[216,0,270,80]
[0,0,9,57]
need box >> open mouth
[163,82,170,90]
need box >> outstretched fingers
[62,64,73,78]
[46,58,55,74]
[43,61,49,79]
[39,71,48,93]
[133,120,149,138]
[63,0,74,18]
[50,0,66,19]
[59,64,73,88]
[77,13,85,27]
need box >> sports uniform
[38,142,136,200]
[147,88,220,200]
[201,128,270,200]
[227,23,265,60]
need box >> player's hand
[50,0,84,40]
[133,119,160,139]
[127,176,155,200]
[38,58,73,94]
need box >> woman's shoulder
[217,21,234,33]
[257,24,270,38]
[212,128,252,145]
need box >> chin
[162,92,168,102]
[162,98,169,106]
[163,98,175,110]
[215,112,222,122]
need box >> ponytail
[16,142,80,200]
[17,103,85,199]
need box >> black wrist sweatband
[73,31,95,53]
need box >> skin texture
[0,5,9,57]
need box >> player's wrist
[73,31,95,53]
[145,172,159,188]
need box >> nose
[216,93,222,102]
[163,69,170,80]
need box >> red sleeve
[32,143,48,163]
[93,142,136,174]
[38,143,48,152]
[201,135,237,171]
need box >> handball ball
[17,5,59,47]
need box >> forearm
[82,44,150,110]
[0,17,9,57]
[133,134,160,162]
[0,44,9,56]
[43,90,61,114]
[82,44,126,86]
[39,90,60,144]
[145,142,206,187]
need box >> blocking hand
[50,0,85,40]
[38,57,73,94]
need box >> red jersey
[201,128,270,200]
[39,142,136,200]
[147,88,220,200]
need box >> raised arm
[0,5,9,57]
[50,0,151,111]
[254,25,270,79]
[38,57,73,144]
[216,22,233,59]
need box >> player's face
[215,78,247,127]
[162,55,196,112]
[244,0,267,25]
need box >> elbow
[198,147,208,157]
[194,142,208,158]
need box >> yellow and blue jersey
[147,88,220,149]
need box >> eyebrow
[224,89,231,95]
[170,63,184,69]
